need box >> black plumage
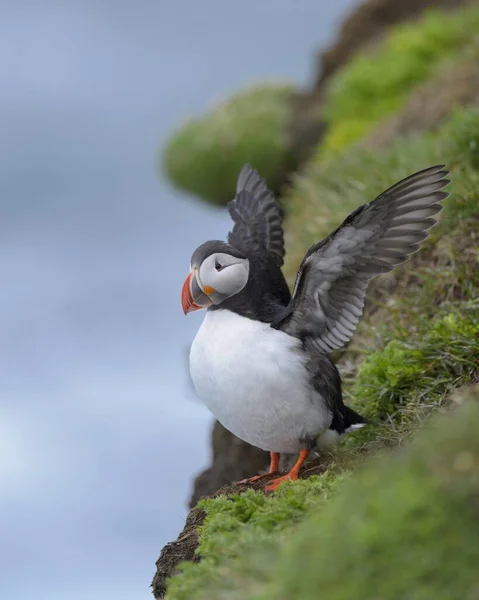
[200,166,291,321]
[271,165,450,353]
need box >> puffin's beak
[181,270,214,314]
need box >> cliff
[154,1,479,597]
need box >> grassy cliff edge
[156,7,479,599]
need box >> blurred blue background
[0,1,356,598]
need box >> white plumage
[189,309,332,453]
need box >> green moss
[161,7,479,203]
[320,6,479,154]
[166,473,347,599]
[269,392,479,600]
[163,84,294,205]
[444,107,479,174]
[168,390,479,599]
[352,303,479,420]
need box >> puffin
[181,164,450,491]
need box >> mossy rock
[165,387,479,599]
[282,106,479,300]
[319,5,479,154]
[163,84,295,206]
[163,472,350,599]
[269,386,479,600]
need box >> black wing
[227,164,285,266]
[272,165,450,353]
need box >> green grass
[163,84,294,206]
[319,6,479,154]
[283,108,479,447]
[283,107,479,284]
[351,302,479,421]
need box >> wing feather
[227,164,285,266]
[272,165,450,353]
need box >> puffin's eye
[215,258,224,272]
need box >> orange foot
[264,449,309,493]
[235,452,280,485]
[237,471,277,484]
[264,471,298,492]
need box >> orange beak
[181,271,214,314]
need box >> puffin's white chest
[189,309,330,453]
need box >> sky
[0,1,357,598]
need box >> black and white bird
[181,164,450,491]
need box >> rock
[152,456,331,598]
[316,0,470,89]
[286,0,474,163]
[361,42,479,149]
[151,506,206,599]
[188,421,269,508]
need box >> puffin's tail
[343,405,367,433]
[318,405,367,449]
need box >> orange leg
[236,452,280,484]
[264,449,309,492]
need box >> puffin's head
[181,241,250,314]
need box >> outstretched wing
[272,165,450,353]
[227,164,285,266]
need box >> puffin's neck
[208,290,277,322]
